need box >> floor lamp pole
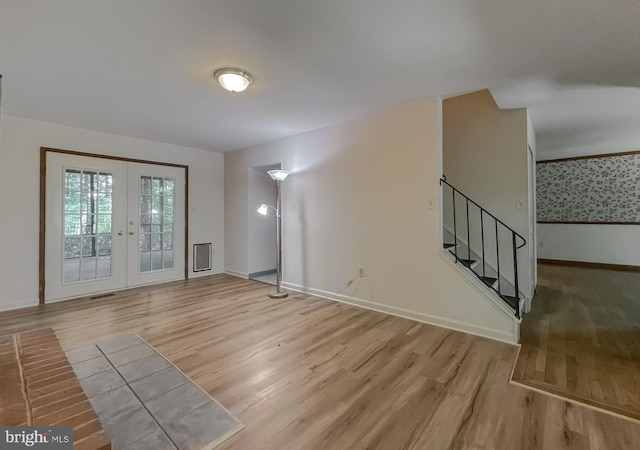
[269,178,288,299]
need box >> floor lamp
[257,169,289,298]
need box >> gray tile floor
[67,335,242,450]
[250,273,276,285]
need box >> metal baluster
[495,221,501,293]
[466,198,470,261]
[481,210,485,277]
[452,189,458,262]
[513,232,520,318]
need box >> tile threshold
[69,334,243,450]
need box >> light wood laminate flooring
[513,263,640,421]
[1,274,639,449]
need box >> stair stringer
[438,249,521,343]
[443,225,529,303]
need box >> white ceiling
[1,0,639,153]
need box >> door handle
[118,231,124,236]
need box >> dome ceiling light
[213,68,253,93]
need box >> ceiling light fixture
[213,68,253,93]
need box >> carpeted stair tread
[501,295,518,309]
[458,259,476,268]
[480,276,498,287]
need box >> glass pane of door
[63,169,113,283]
[139,176,175,273]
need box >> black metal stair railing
[440,177,526,318]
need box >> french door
[45,152,185,302]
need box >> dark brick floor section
[0,328,111,450]
[0,334,27,426]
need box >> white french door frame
[39,147,189,304]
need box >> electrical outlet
[358,266,365,277]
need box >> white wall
[536,146,640,267]
[537,224,640,266]
[247,165,278,275]
[0,114,224,311]
[442,90,533,299]
[225,98,518,343]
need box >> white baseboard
[281,281,518,344]
[0,298,40,312]
[224,269,248,279]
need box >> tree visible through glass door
[139,176,175,273]
[63,169,114,283]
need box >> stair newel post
[513,232,520,318]
[495,220,501,294]
[480,210,485,277]
[452,188,458,263]
[466,198,470,261]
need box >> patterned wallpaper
[536,152,640,223]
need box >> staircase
[441,178,526,318]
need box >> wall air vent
[193,243,212,272]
